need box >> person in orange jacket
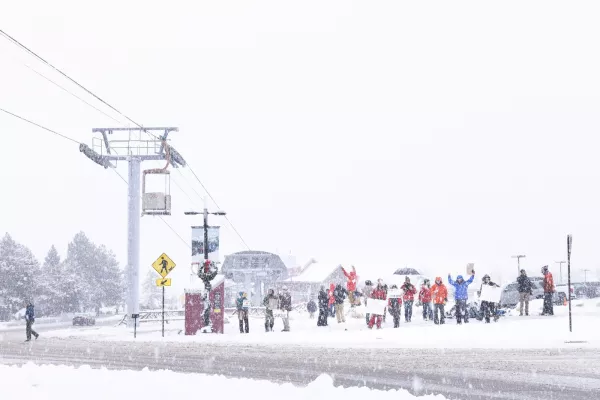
[430,277,448,325]
[541,265,555,316]
[341,265,358,307]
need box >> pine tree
[141,270,162,310]
[0,233,40,314]
[63,232,125,314]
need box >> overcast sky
[1,0,600,293]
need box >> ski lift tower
[80,127,186,326]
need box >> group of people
[236,286,294,333]
[312,269,510,329]
[235,264,557,335]
[516,266,556,316]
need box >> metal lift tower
[80,127,186,326]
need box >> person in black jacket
[517,269,532,316]
[333,284,348,323]
[479,275,500,323]
[387,285,402,328]
[317,286,329,327]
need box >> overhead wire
[18,61,208,214]
[0,107,79,144]
[0,28,251,250]
[0,107,191,249]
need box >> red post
[184,279,225,335]
[209,281,225,334]
[184,291,203,335]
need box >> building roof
[284,261,343,283]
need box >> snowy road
[0,334,598,400]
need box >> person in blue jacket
[448,272,475,324]
[24,301,39,341]
[236,292,250,334]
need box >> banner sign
[365,299,387,315]
[466,263,475,275]
[480,285,501,303]
[387,288,404,298]
[192,226,220,263]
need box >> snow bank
[2,363,448,400]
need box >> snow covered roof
[284,261,345,283]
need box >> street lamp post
[555,261,566,284]
[184,203,226,329]
[582,269,590,283]
[511,255,526,276]
[184,205,226,281]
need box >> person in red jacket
[368,280,387,329]
[430,277,448,325]
[401,277,417,322]
[419,279,433,321]
[541,265,555,316]
[328,283,336,317]
[341,265,358,307]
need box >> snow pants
[389,309,401,328]
[455,299,468,323]
[238,310,249,333]
[433,303,445,324]
[317,307,328,326]
[335,303,346,323]
[264,309,274,332]
[542,293,554,316]
[26,320,38,341]
[481,301,497,323]
[404,300,413,322]
[422,302,433,320]
[368,314,383,329]
[281,311,290,331]
[519,292,530,316]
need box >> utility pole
[511,255,526,276]
[555,260,566,284]
[582,269,591,283]
[567,235,573,332]
[81,127,185,326]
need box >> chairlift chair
[142,169,171,216]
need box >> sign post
[132,314,139,338]
[567,234,573,333]
[152,253,176,338]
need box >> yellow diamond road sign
[152,253,176,278]
[156,278,172,287]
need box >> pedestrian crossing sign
[152,253,176,278]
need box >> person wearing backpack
[517,269,533,316]
[448,272,475,324]
[236,292,250,333]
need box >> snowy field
[4,362,448,400]
[38,298,600,349]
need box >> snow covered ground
[4,362,448,400]
[40,298,600,349]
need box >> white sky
[2,0,600,294]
